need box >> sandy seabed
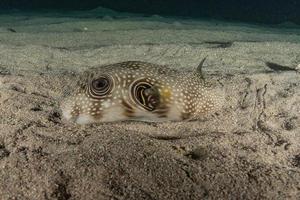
[0,9,299,200]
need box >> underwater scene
[0,0,299,199]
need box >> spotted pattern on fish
[61,61,223,124]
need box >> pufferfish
[61,59,223,124]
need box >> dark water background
[0,0,300,25]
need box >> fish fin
[196,56,208,77]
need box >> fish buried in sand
[61,60,223,124]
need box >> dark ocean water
[0,0,300,26]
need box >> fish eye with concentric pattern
[92,78,108,90]
[89,76,113,97]
[132,81,160,111]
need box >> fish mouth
[61,108,77,122]
[62,110,94,125]
[61,101,94,125]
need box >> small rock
[9,84,26,93]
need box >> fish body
[61,61,223,124]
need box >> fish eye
[92,78,109,91]
[89,75,113,98]
[130,79,160,111]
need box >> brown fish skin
[61,61,223,124]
